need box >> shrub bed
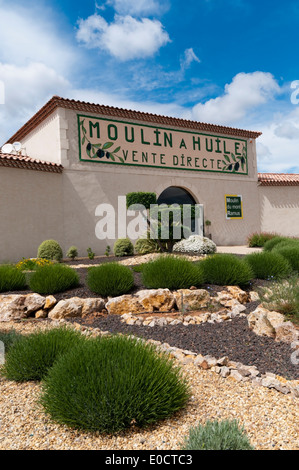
[244,252,292,280]
[2,327,84,382]
[0,265,27,293]
[113,238,134,257]
[87,263,134,297]
[28,264,79,295]
[142,255,204,290]
[181,419,254,450]
[247,232,278,248]
[37,240,63,262]
[40,335,190,433]
[199,254,253,287]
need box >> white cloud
[76,14,170,61]
[180,48,200,71]
[105,0,170,16]
[274,121,299,140]
[0,62,69,141]
[192,72,280,125]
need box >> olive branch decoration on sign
[222,145,247,173]
[79,119,124,163]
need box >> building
[1,95,299,262]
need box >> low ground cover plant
[142,255,204,290]
[37,240,63,262]
[16,258,53,271]
[199,254,253,287]
[28,264,79,295]
[2,327,84,382]
[247,232,278,248]
[258,276,299,322]
[0,265,27,293]
[173,235,217,255]
[87,262,134,297]
[181,419,254,450]
[40,335,190,434]
[244,251,292,280]
[113,238,134,257]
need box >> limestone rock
[105,295,141,315]
[24,293,46,314]
[35,309,47,319]
[275,321,299,344]
[48,298,84,319]
[248,307,285,338]
[226,286,250,304]
[44,295,57,310]
[81,298,105,317]
[106,289,175,315]
[0,293,46,322]
[174,289,210,311]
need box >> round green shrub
[113,238,134,257]
[37,240,63,262]
[28,264,79,295]
[263,236,290,252]
[2,327,84,382]
[87,262,134,297]
[271,246,299,273]
[40,335,190,433]
[244,251,292,280]
[66,246,78,260]
[181,419,254,450]
[200,254,253,287]
[272,239,299,253]
[0,265,27,292]
[142,255,204,290]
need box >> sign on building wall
[225,195,243,219]
[78,114,248,175]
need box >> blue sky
[0,0,299,172]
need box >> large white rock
[247,307,285,338]
[0,293,46,322]
[174,289,210,311]
[106,289,175,315]
[48,297,105,319]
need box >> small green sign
[225,195,243,219]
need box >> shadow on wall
[259,186,299,237]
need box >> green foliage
[273,246,299,273]
[40,335,190,433]
[263,236,290,252]
[113,238,134,257]
[0,265,27,293]
[126,192,157,210]
[105,245,111,257]
[134,237,160,255]
[181,420,254,450]
[258,276,299,321]
[244,251,292,280]
[66,246,78,260]
[87,248,95,260]
[87,263,134,297]
[28,264,79,295]
[2,327,84,382]
[272,239,299,253]
[0,329,22,353]
[37,240,63,262]
[247,232,278,248]
[142,255,204,290]
[200,254,253,287]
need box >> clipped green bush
[113,238,134,257]
[66,246,78,260]
[247,232,278,248]
[2,327,84,382]
[87,262,134,297]
[126,192,157,209]
[244,251,292,280]
[28,264,79,295]
[40,335,190,433]
[0,265,27,293]
[142,255,204,290]
[273,246,299,273]
[37,240,63,262]
[0,329,22,354]
[263,236,290,252]
[200,254,253,287]
[181,420,254,450]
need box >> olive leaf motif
[222,145,247,173]
[80,119,124,163]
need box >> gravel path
[0,321,298,451]
[70,316,299,381]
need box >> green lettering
[180,139,187,149]
[173,155,179,166]
[153,129,162,147]
[223,141,230,154]
[89,121,100,139]
[108,124,118,141]
[142,152,148,163]
[132,150,138,162]
[193,136,201,151]
[164,132,173,148]
[215,138,222,154]
[206,138,213,152]
[141,129,150,145]
[125,126,134,143]
[235,142,241,155]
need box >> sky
[0,0,299,173]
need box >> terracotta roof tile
[258,173,299,186]
[7,95,262,144]
[0,152,63,173]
